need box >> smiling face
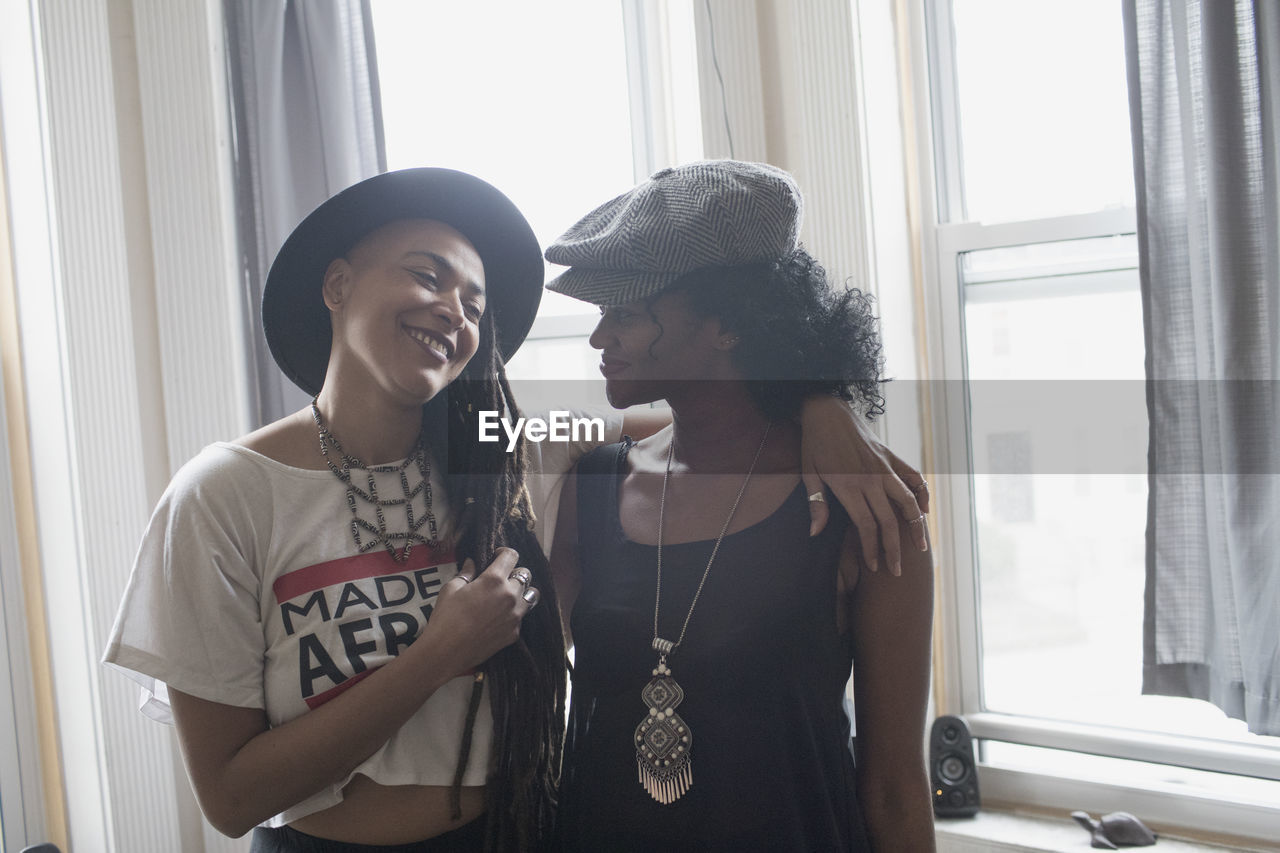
[323,219,486,407]
[587,289,733,408]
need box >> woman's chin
[604,378,660,410]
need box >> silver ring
[509,568,532,589]
[911,480,929,494]
[907,514,926,525]
[808,491,826,503]
[522,586,541,607]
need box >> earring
[720,336,740,349]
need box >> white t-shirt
[103,408,621,827]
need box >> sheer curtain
[225,0,386,425]
[1125,0,1279,735]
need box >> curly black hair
[662,247,886,421]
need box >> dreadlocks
[421,307,567,852]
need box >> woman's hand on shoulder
[799,395,929,576]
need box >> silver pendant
[635,654,692,804]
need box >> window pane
[965,237,1147,723]
[950,0,1135,223]
[964,237,1280,754]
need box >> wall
[1,0,248,850]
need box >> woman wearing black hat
[547,161,936,851]
[104,168,591,852]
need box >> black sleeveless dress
[554,440,870,852]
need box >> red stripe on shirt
[273,545,456,604]
[305,666,378,709]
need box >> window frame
[0,381,45,853]
[913,0,1280,839]
[0,1,59,847]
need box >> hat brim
[263,168,544,397]
[545,266,681,307]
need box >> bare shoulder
[232,409,321,470]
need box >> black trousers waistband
[250,817,485,853]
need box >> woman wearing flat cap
[103,165,924,852]
[547,160,936,851]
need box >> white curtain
[1125,0,1280,735]
[225,0,386,424]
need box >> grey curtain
[1125,0,1279,735]
[225,0,386,425]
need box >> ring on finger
[509,568,532,589]
[522,586,541,607]
[808,491,826,503]
[907,514,927,525]
[911,480,929,494]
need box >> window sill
[934,809,1279,853]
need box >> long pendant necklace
[635,422,772,804]
[311,400,440,563]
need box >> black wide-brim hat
[263,168,544,396]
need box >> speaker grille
[930,715,980,817]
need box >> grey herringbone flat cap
[545,160,802,306]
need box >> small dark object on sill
[1071,810,1158,849]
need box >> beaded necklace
[310,400,439,563]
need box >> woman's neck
[666,382,772,473]
[313,386,424,465]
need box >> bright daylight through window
[932,0,1279,812]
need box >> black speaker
[930,714,980,817]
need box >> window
[922,0,1279,836]
[370,0,703,406]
